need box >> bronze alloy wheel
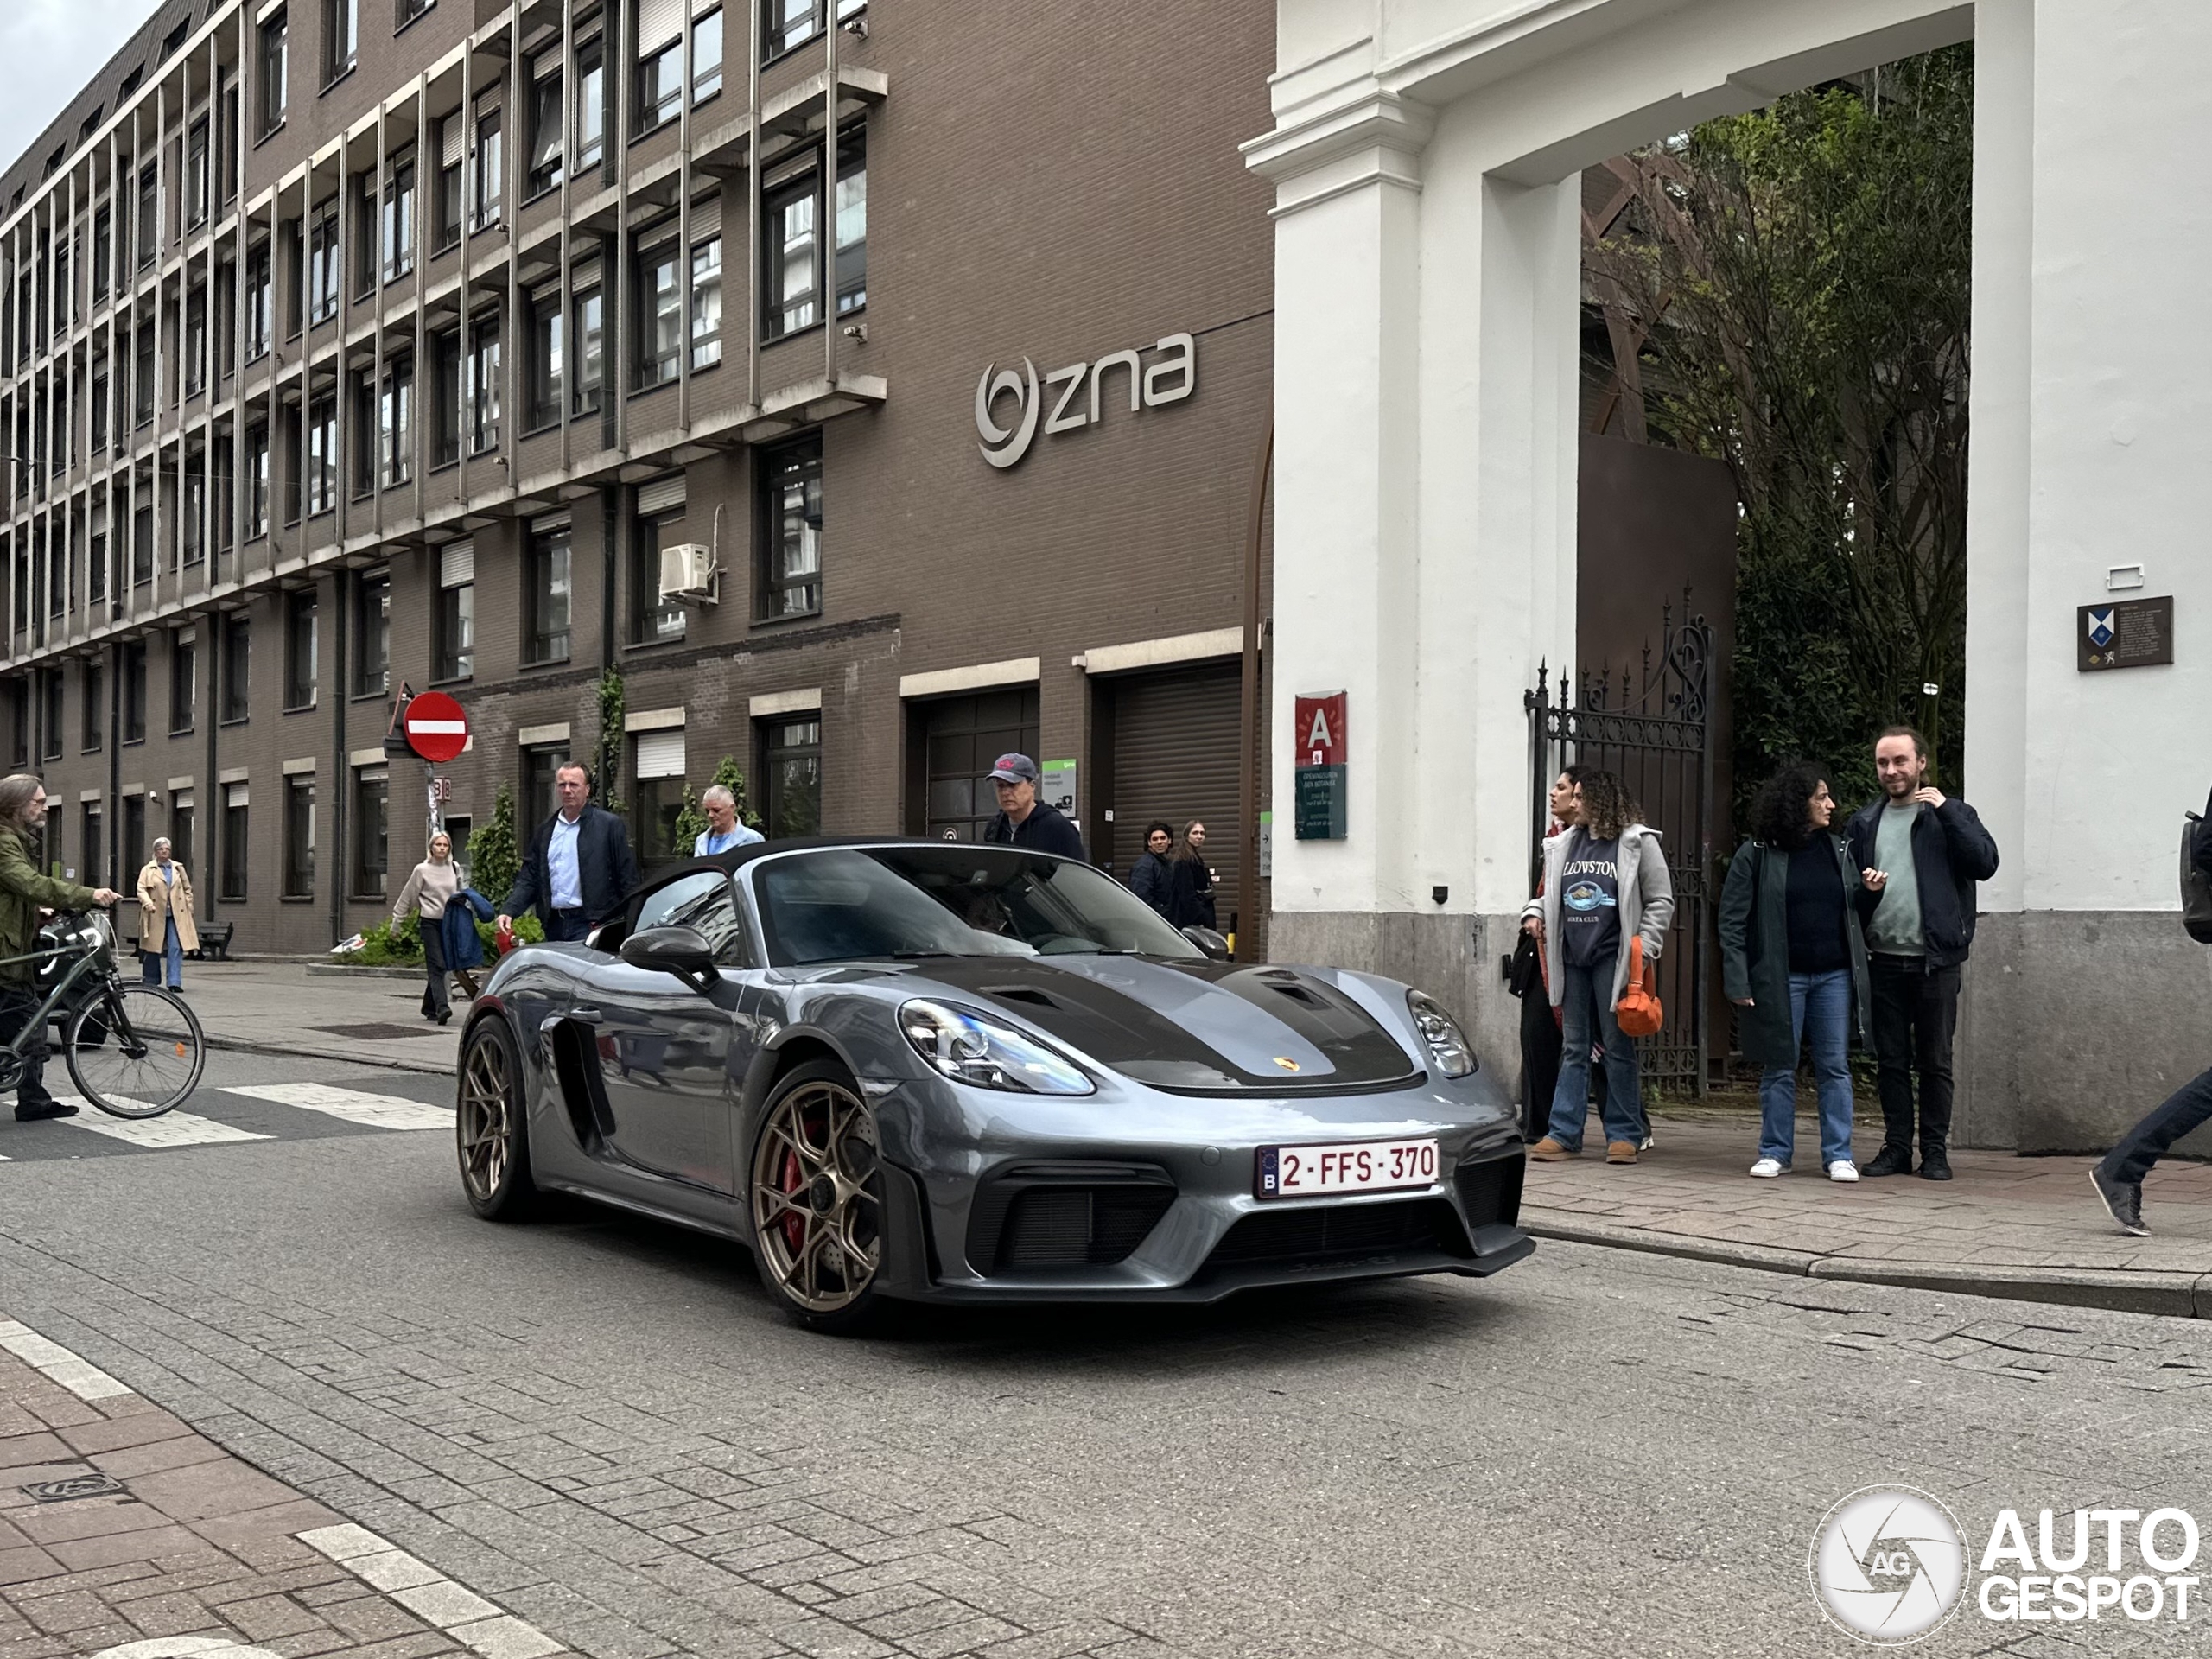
[750,1066,884,1321]
[456,1019,535,1219]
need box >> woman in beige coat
[136,837,199,991]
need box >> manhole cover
[312,1023,442,1041]
[24,1472,126,1503]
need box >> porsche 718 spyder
[454,838,1533,1331]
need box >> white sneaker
[1827,1160,1860,1183]
[1749,1157,1786,1178]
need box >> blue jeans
[141,918,182,990]
[1758,969,1855,1166]
[1546,955,1643,1148]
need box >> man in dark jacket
[982,753,1086,859]
[2089,806,2212,1236]
[1846,727,2001,1180]
[1128,822,1174,917]
[498,763,640,944]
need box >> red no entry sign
[404,690,469,763]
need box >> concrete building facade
[0,0,1278,956]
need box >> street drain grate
[312,1022,442,1041]
[24,1473,126,1503]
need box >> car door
[575,870,757,1196]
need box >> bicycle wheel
[66,985,206,1120]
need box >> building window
[132,500,153,585]
[353,569,390,697]
[121,794,145,874]
[40,672,63,761]
[283,774,315,898]
[572,287,603,416]
[694,9,724,103]
[690,235,721,370]
[632,477,687,645]
[382,155,415,283]
[527,289,562,430]
[221,782,249,899]
[634,234,681,387]
[91,360,110,454]
[325,0,358,82]
[185,296,208,397]
[353,169,378,297]
[399,0,433,24]
[122,641,147,742]
[765,0,863,60]
[82,663,103,751]
[245,422,270,537]
[133,324,156,425]
[186,119,210,228]
[834,133,868,319]
[88,505,108,601]
[472,104,502,231]
[353,372,378,498]
[169,791,195,876]
[380,357,413,486]
[760,716,822,838]
[169,631,195,734]
[308,197,339,322]
[525,525,570,664]
[468,315,501,453]
[284,589,317,709]
[527,55,563,196]
[435,115,464,251]
[307,393,337,514]
[429,327,461,466]
[246,244,272,358]
[435,541,474,681]
[759,130,864,341]
[92,206,111,299]
[221,614,250,722]
[637,19,683,136]
[522,743,569,827]
[260,8,289,132]
[79,803,103,889]
[6,683,26,766]
[575,37,605,174]
[137,165,159,270]
[183,451,209,567]
[351,768,387,898]
[633,728,687,867]
[758,433,822,620]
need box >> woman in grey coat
[1521,769,1674,1165]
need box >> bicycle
[1,908,206,1120]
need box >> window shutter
[638,0,683,54]
[634,729,685,779]
[173,790,193,810]
[636,474,685,516]
[440,539,474,588]
[689,193,721,241]
[226,783,248,807]
[442,114,465,169]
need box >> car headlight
[898,1000,1094,1095]
[1408,990,1477,1079]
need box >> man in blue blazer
[498,762,640,943]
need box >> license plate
[1255,1137,1440,1200]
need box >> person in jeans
[1719,764,1872,1182]
[1522,769,1674,1166]
[132,836,197,991]
[1846,727,2000,1180]
[0,774,120,1122]
[392,832,463,1025]
[2090,810,2212,1236]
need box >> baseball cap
[988,753,1040,785]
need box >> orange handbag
[1614,935,1664,1038]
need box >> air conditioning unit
[658,542,718,607]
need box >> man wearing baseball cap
[982,753,1086,859]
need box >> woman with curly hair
[1519,767,1674,1164]
[1718,762,1873,1181]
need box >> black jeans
[544,908,591,944]
[0,982,53,1111]
[1868,956,1960,1154]
[2099,1065,2212,1187]
[421,923,450,1019]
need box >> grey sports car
[454,838,1532,1331]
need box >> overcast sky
[0,0,167,174]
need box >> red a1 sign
[1293,691,1346,767]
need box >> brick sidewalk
[1522,1109,2212,1318]
[0,1320,567,1659]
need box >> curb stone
[1521,1211,2212,1320]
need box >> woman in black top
[1718,763,1873,1182]
[1167,820,1217,931]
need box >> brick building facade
[0,0,1276,955]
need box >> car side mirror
[619,925,721,992]
[1181,925,1230,961]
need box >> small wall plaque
[2079,596,2174,671]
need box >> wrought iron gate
[1525,601,1715,1096]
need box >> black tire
[65,986,205,1119]
[456,1015,539,1220]
[747,1059,889,1333]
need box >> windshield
[753,846,1206,967]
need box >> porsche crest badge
[1273,1057,1300,1072]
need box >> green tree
[471,782,522,909]
[1586,47,1974,813]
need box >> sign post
[403,690,470,850]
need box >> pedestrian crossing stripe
[50,1097,272,1148]
[222,1082,453,1132]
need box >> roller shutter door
[1109,662,1243,931]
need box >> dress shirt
[548,814,585,910]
